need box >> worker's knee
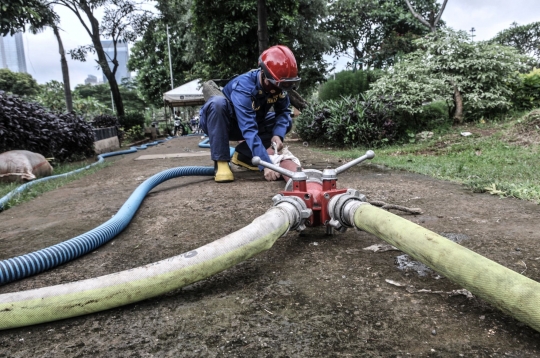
[206,96,229,116]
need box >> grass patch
[0,159,110,211]
[322,113,540,204]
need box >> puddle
[439,232,469,243]
[395,254,434,277]
[394,233,469,277]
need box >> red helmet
[259,45,301,91]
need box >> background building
[101,40,130,84]
[84,74,98,85]
[0,32,27,73]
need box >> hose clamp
[272,194,312,232]
[327,189,366,232]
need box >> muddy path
[1,136,539,357]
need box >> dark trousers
[199,96,278,161]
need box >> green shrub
[296,94,397,148]
[120,111,146,131]
[512,68,540,110]
[0,68,40,98]
[369,29,531,123]
[0,91,94,161]
[124,125,145,143]
[398,101,451,134]
[318,70,382,102]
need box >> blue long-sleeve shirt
[222,69,292,166]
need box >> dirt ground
[1,135,540,357]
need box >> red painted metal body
[279,159,346,227]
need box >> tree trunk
[256,0,307,111]
[353,46,364,72]
[288,89,308,112]
[52,24,73,113]
[257,0,268,55]
[453,85,464,124]
[404,0,448,33]
[79,2,125,117]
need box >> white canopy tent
[162,79,205,107]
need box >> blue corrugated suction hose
[199,138,210,148]
[0,165,214,285]
[198,138,236,158]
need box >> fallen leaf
[363,244,400,252]
[385,279,405,287]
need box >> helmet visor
[266,76,301,91]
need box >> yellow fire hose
[351,203,540,332]
[2,193,539,335]
[0,206,293,330]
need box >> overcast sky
[21,0,540,89]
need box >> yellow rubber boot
[231,152,259,171]
[214,161,234,183]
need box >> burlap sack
[202,80,225,102]
[0,150,53,183]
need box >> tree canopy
[188,0,330,94]
[74,81,149,113]
[404,0,447,33]
[491,21,540,67]
[129,0,330,101]
[31,79,147,118]
[0,0,57,36]
[325,0,435,70]
[369,29,533,123]
[128,7,194,107]
[57,0,151,117]
[35,80,67,111]
[0,69,41,97]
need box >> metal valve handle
[335,150,375,174]
[251,157,307,180]
[253,149,374,180]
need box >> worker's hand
[271,136,283,153]
[264,168,281,181]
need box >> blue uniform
[199,69,292,169]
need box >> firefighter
[199,45,301,183]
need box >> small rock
[431,329,437,336]
[480,315,485,320]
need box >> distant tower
[101,40,130,84]
[470,27,476,42]
[84,74,98,85]
[0,32,28,73]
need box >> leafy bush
[0,91,95,161]
[512,68,540,110]
[34,80,110,117]
[491,21,540,68]
[123,125,145,143]
[369,29,533,123]
[73,97,109,119]
[73,82,149,114]
[398,101,451,134]
[35,80,67,112]
[296,94,397,148]
[318,70,383,102]
[0,69,40,98]
[92,114,124,142]
[120,111,146,131]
